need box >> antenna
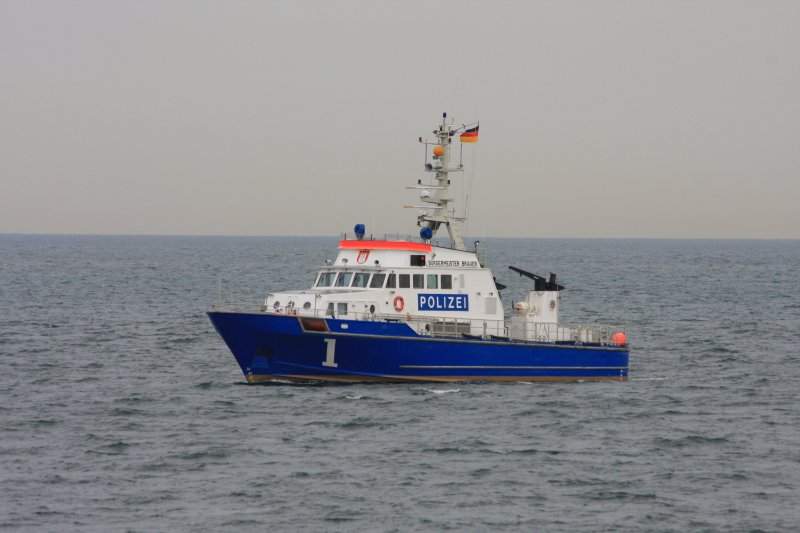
[409,114,467,250]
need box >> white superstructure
[256,113,622,345]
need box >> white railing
[209,303,626,346]
[339,232,467,252]
[518,322,627,345]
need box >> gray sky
[1,0,798,238]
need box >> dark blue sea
[2,235,798,531]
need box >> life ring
[393,295,405,312]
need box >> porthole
[303,301,311,310]
[273,301,281,309]
[369,304,376,314]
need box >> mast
[410,112,466,250]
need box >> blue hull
[207,311,629,383]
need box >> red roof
[338,240,432,252]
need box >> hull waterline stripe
[278,360,627,376]
[398,365,628,370]
[246,374,627,384]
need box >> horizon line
[1,232,798,241]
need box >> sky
[1,0,798,239]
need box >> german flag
[460,124,479,143]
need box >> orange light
[611,332,627,346]
[432,145,444,157]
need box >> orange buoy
[432,145,444,157]
[611,332,627,346]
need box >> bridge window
[335,272,353,287]
[352,272,370,288]
[370,273,386,288]
[316,272,336,287]
[386,274,396,288]
[427,274,438,289]
[441,275,452,289]
[399,274,410,288]
[413,274,424,289]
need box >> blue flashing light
[354,224,366,240]
[420,227,433,240]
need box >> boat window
[413,274,424,289]
[316,272,336,287]
[370,273,386,288]
[441,274,452,290]
[352,272,370,288]
[335,272,353,287]
[427,274,438,289]
[398,274,410,288]
[326,302,334,317]
[386,274,396,288]
[337,302,348,315]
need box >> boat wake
[411,387,461,395]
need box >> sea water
[1,235,798,531]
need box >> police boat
[208,114,629,383]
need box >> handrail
[339,233,471,252]
[209,303,626,346]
